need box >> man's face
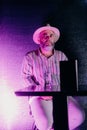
[39,30,56,47]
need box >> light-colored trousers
[29,96,85,130]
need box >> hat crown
[46,23,51,27]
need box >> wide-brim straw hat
[33,24,60,44]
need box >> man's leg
[67,96,85,130]
[30,97,53,130]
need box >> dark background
[1,0,87,89]
[0,0,87,129]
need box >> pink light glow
[0,24,37,129]
[0,80,18,129]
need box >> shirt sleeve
[21,54,38,90]
[60,51,68,61]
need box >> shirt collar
[38,48,56,59]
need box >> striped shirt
[21,48,68,91]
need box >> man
[21,24,85,130]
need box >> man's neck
[40,48,54,58]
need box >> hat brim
[33,26,60,44]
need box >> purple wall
[0,20,38,130]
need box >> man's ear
[54,34,59,43]
[54,36,57,43]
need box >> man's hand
[40,96,53,100]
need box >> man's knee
[76,108,85,126]
[68,105,85,130]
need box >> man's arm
[21,54,40,91]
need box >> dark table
[15,87,87,130]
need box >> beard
[40,42,55,51]
[43,45,54,51]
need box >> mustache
[41,42,55,46]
